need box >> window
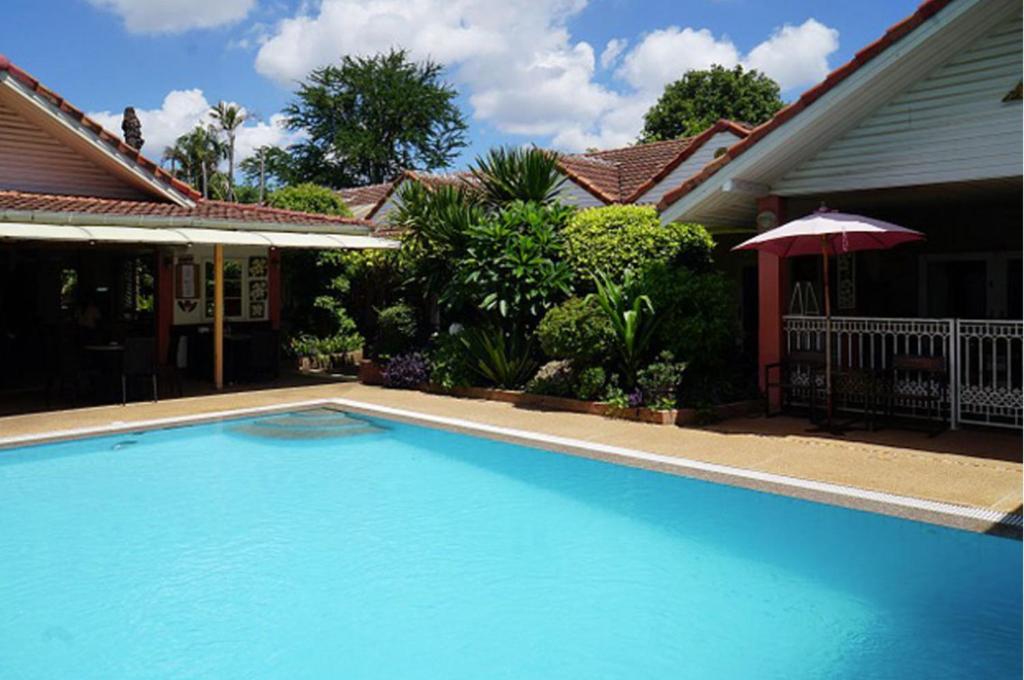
[204,259,243,318]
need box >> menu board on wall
[176,261,199,299]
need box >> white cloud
[744,19,839,91]
[617,27,740,93]
[599,38,627,70]
[89,91,300,169]
[87,0,255,34]
[252,0,839,152]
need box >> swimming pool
[1,407,1020,678]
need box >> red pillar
[268,248,282,330]
[155,250,174,365]
[757,196,787,405]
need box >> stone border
[0,397,1019,537]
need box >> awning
[0,222,399,249]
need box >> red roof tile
[656,0,955,212]
[0,190,371,228]
[0,55,203,202]
[338,182,395,208]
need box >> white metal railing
[782,315,1023,429]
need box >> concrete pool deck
[0,381,1020,533]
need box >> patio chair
[122,337,158,405]
[764,351,825,418]
[883,355,948,436]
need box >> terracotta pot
[359,359,385,385]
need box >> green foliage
[535,297,614,363]
[574,366,607,401]
[374,303,418,358]
[428,333,473,390]
[563,205,714,284]
[637,351,687,410]
[239,145,297,196]
[602,375,631,409]
[394,182,486,310]
[162,124,224,198]
[589,271,659,387]
[460,326,537,389]
[640,65,784,142]
[525,360,576,397]
[639,264,736,382]
[448,201,574,330]
[288,325,363,360]
[285,49,468,187]
[267,183,353,217]
[471,146,567,206]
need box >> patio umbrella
[733,208,925,428]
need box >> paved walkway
[1,381,1019,526]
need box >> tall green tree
[640,65,784,142]
[284,49,468,188]
[239,145,295,204]
[162,124,224,198]
[209,102,247,201]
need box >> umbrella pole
[821,236,833,429]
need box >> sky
[0,0,922,174]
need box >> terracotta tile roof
[0,190,371,228]
[656,0,955,212]
[338,182,395,208]
[560,120,750,203]
[0,55,203,202]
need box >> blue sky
[1,0,921,172]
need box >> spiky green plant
[589,270,659,386]
[460,326,537,389]
[470,146,566,206]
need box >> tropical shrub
[574,366,606,401]
[602,374,642,409]
[636,351,688,410]
[382,352,430,388]
[535,297,614,363]
[525,360,576,397]
[563,205,714,284]
[471,146,567,206]
[267,183,353,216]
[374,303,418,358]
[288,330,363,360]
[428,332,472,390]
[460,326,537,389]
[447,201,574,329]
[639,264,736,383]
[589,271,659,387]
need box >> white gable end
[775,11,1023,195]
[636,130,743,205]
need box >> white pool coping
[1,397,1019,535]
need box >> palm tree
[210,102,247,201]
[470,146,566,207]
[164,125,224,198]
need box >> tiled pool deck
[1,382,1020,534]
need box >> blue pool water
[0,409,1020,679]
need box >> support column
[155,250,173,366]
[213,244,224,389]
[757,195,787,407]
[268,248,282,330]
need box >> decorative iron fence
[782,316,1023,428]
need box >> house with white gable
[657,0,1022,429]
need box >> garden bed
[421,385,760,426]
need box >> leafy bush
[428,332,473,390]
[460,326,537,389]
[574,366,606,401]
[267,183,353,216]
[536,297,614,363]
[639,264,736,384]
[601,374,642,409]
[637,351,688,410]
[525,360,575,397]
[589,270,659,387]
[288,331,363,359]
[563,205,714,284]
[382,352,429,388]
[374,303,418,358]
[447,201,574,329]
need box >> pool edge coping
[1,397,1020,537]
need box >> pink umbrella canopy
[732,210,924,257]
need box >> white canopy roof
[0,222,399,249]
